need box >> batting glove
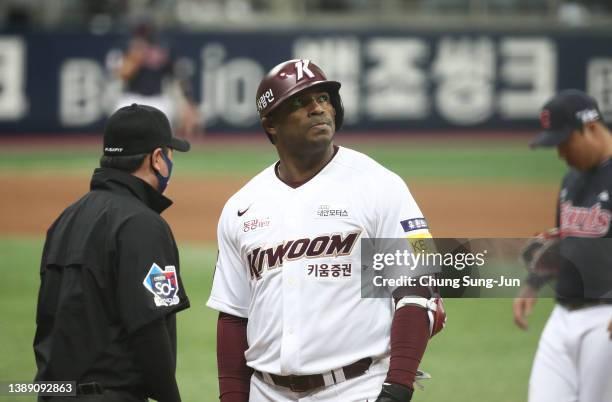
[375,382,413,402]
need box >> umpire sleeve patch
[143,263,180,307]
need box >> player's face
[270,89,336,153]
[557,129,598,171]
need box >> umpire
[33,104,191,402]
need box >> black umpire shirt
[34,167,190,390]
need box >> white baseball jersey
[207,146,430,376]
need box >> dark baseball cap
[531,89,602,148]
[103,103,190,156]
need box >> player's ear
[261,116,278,144]
[261,116,276,136]
[150,147,165,171]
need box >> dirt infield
[1,175,557,242]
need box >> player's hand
[608,319,612,340]
[375,382,413,402]
[513,285,538,331]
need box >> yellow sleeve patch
[406,232,433,253]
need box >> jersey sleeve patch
[400,218,429,233]
[143,263,181,307]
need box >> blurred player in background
[513,89,612,402]
[111,18,201,139]
[207,59,445,402]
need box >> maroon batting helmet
[256,59,344,142]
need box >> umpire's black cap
[531,89,603,148]
[103,104,190,156]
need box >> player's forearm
[217,312,252,402]
[385,305,430,388]
[130,318,181,402]
[117,57,141,81]
[117,40,146,81]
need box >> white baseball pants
[528,304,612,402]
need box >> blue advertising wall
[0,30,611,134]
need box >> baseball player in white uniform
[207,59,446,402]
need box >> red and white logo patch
[243,217,271,233]
[560,202,611,237]
[540,109,551,129]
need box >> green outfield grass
[0,140,565,183]
[0,236,553,402]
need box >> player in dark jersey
[113,20,200,139]
[513,89,612,402]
